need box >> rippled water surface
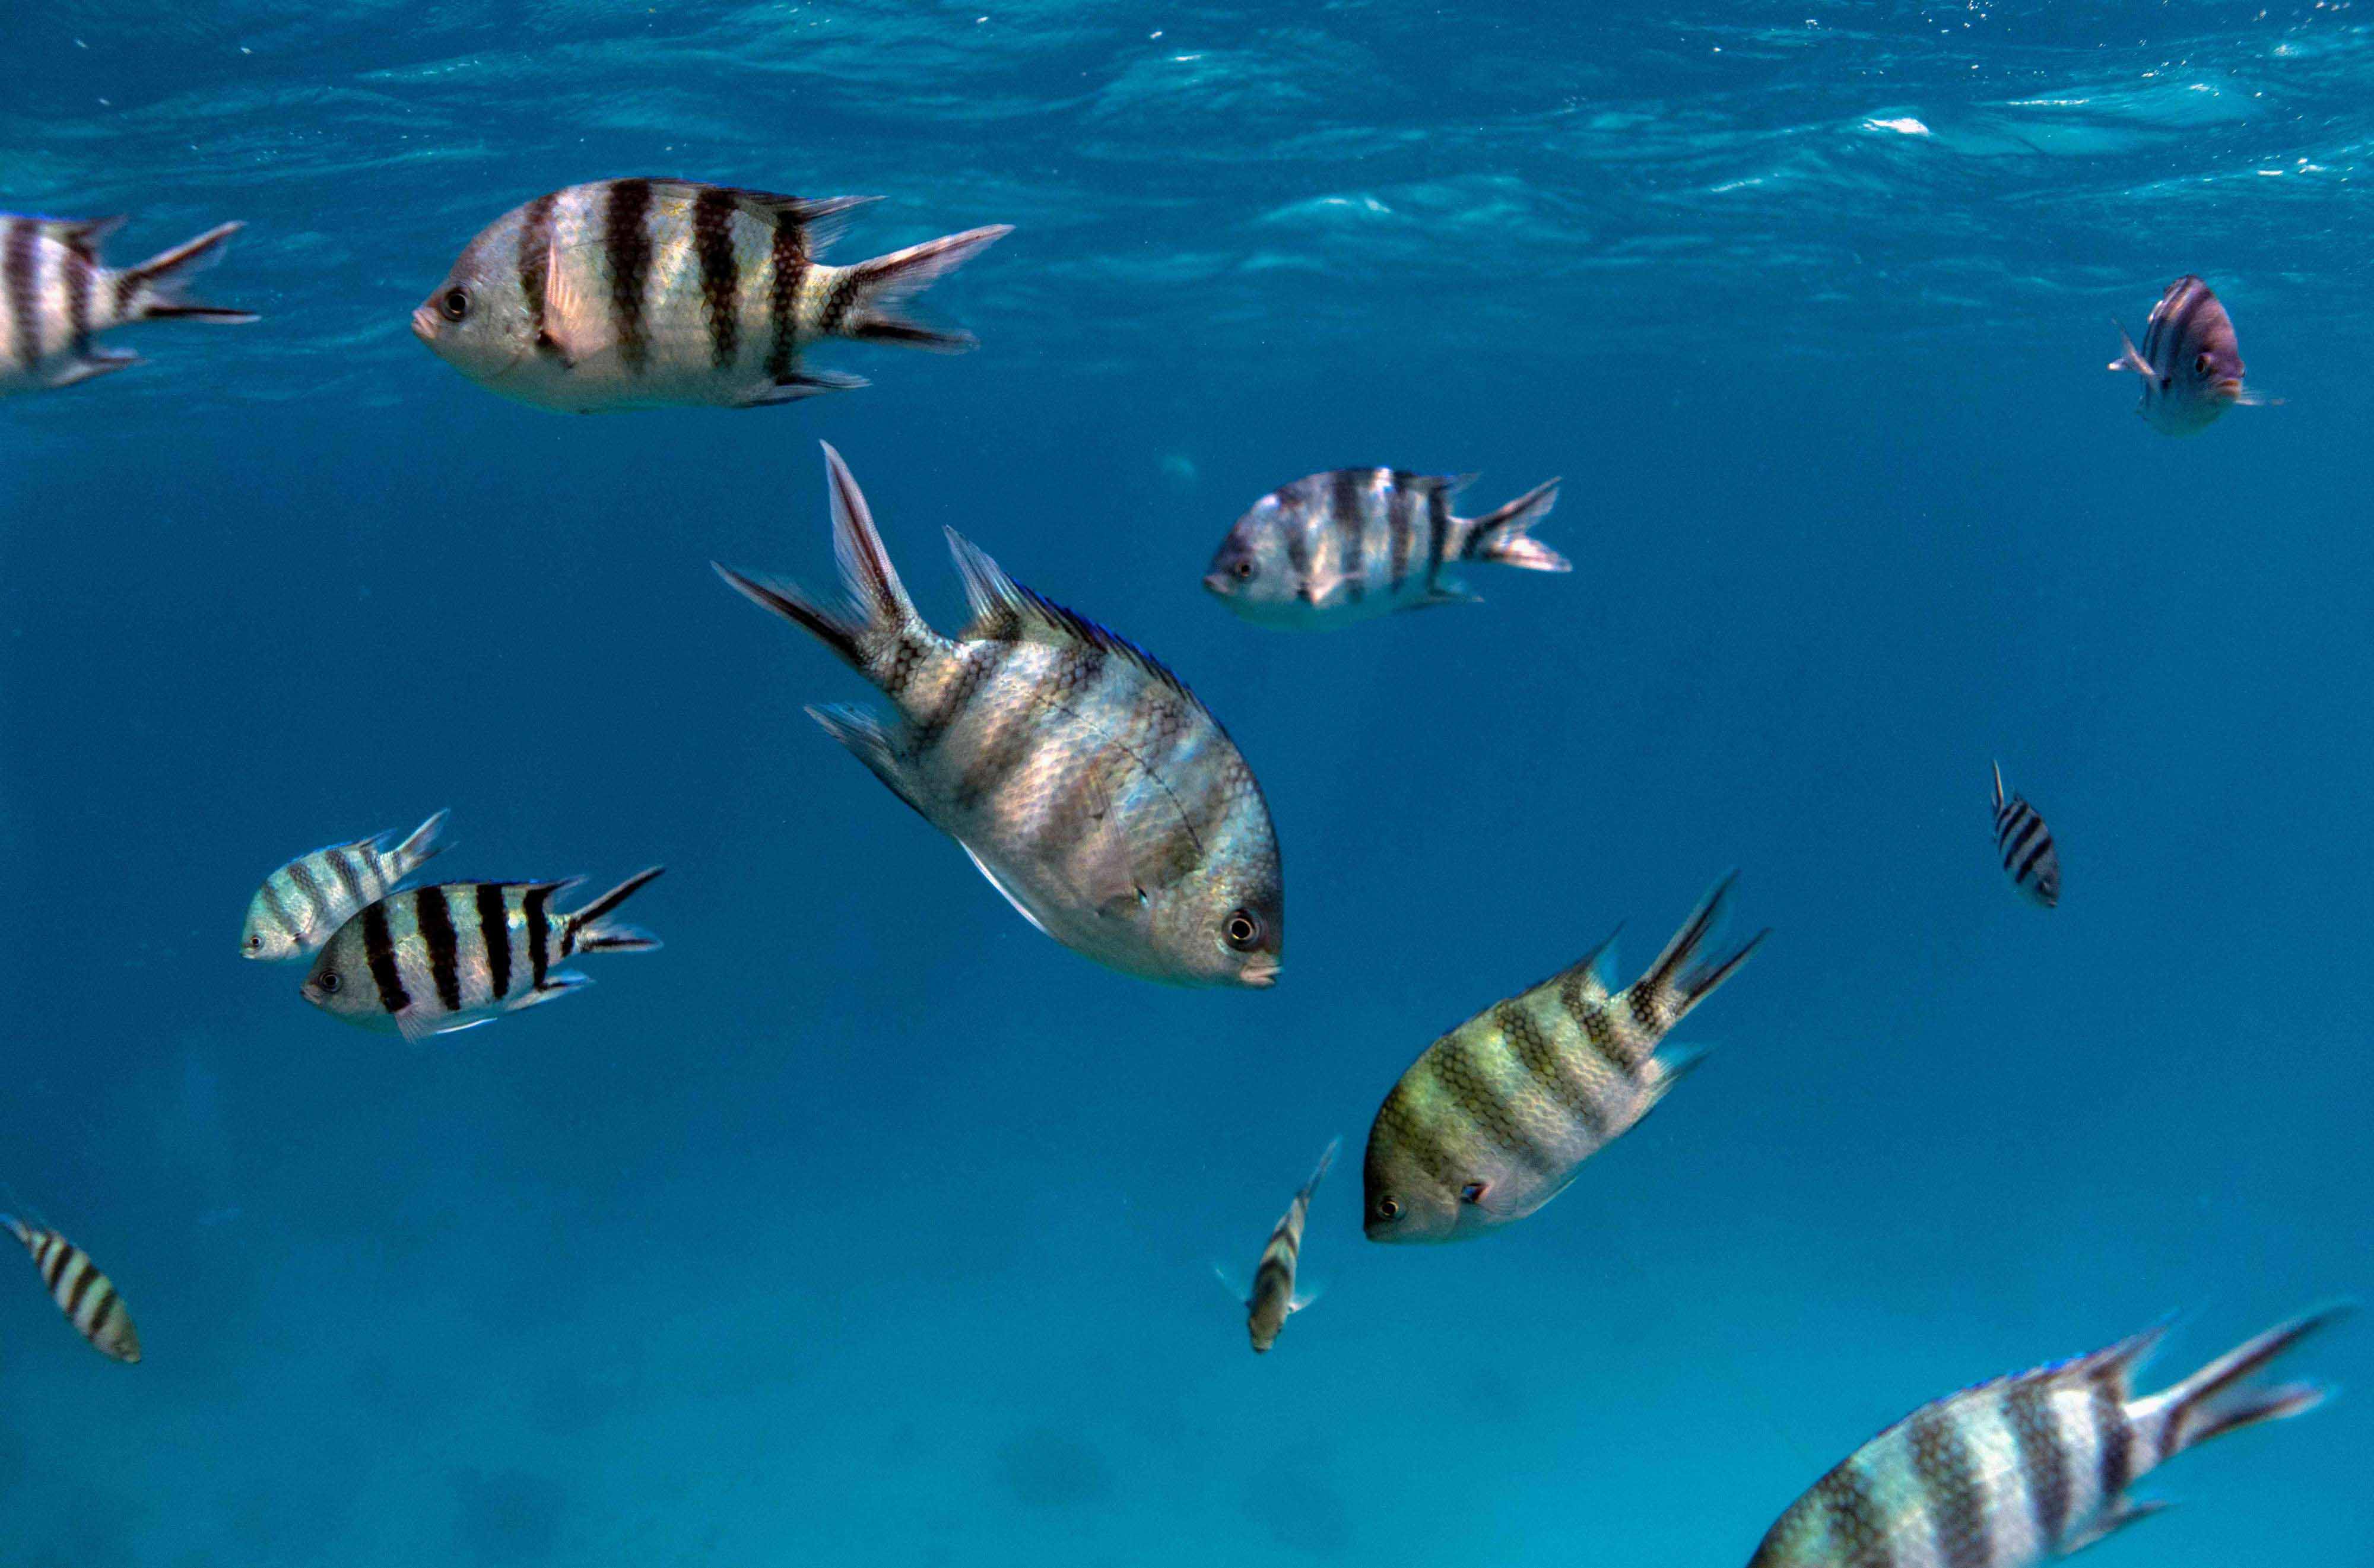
[2,4,2368,1566]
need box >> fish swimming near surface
[1746,1308,2346,1568]
[1991,763,2059,909]
[412,179,1011,413]
[715,444,1284,989]
[1203,468,1565,629]
[1363,876,1763,1244]
[0,214,255,396]
[2109,275,2271,436]
[2,1216,141,1363]
[241,809,450,961]
[1236,1137,1338,1354]
[301,869,663,1042]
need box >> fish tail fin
[562,866,665,955]
[1299,1137,1341,1203]
[1992,760,2007,812]
[2133,1307,2348,1464]
[1459,478,1567,573]
[121,221,258,323]
[2108,316,2153,377]
[1635,874,1767,1033]
[388,808,451,876]
[830,224,1013,351]
[713,442,923,672]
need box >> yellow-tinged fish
[1237,1137,1337,1354]
[1363,876,1763,1243]
[3,1215,141,1363]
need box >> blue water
[2,3,2369,1564]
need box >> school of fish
[0,135,2343,1568]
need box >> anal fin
[45,351,138,388]
[2062,1499,2169,1556]
[960,843,1054,939]
[807,703,926,817]
[737,369,869,407]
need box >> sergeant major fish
[413,179,1010,412]
[0,214,255,396]
[1203,468,1564,629]
[242,809,450,961]
[1992,762,2060,909]
[1747,1308,2344,1568]
[715,445,1284,988]
[1235,1137,1337,1354]
[2109,275,2270,436]
[301,869,663,1042]
[1364,876,1763,1243]
[2,1215,140,1363]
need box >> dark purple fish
[2109,276,2271,435]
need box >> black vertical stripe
[1424,484,1451,579]
[765,216,807,381]
[525,885,554,990]
[39,1236,68,1289]
[64,247,91,357]
[604,177,653,374]
[1909,1408,1992,1568]
[818,268,861,335]
[2001,811,2042,865]
[693,185,741,369]
[415,886,463,1014]
[478,883,513,1001]
[1387,481,1414,592]
[326,849,365,907]
[62,1255,100,1318]
[2089,1370,2134,1509]
[361,900,410,1015]
[5,219,40,369]
[517,189,558,341]
[2006,1381,2074,1547]
[1809,1461,1888,1562]
[1332,469,1367,605]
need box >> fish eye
[316,972,339,994]
[243,934,262,953]
[1376,1196,1402,1220]
[439,287,470,323]
[2194,352,2214,377]
[1232,560,1255,581]
[1223,909,1263,950]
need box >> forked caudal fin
[122,221,258,323]
[1637,872,1767,1031]
[386,808,450,873]
[1459,478,1568,573]
[562,866,666,954]
[713,442,923,673]
[830,224,1013,351]
[2133,1306,2348,1463]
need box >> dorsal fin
[942,527,1203,708]
[633,181,879,255]
[35,216,126,261]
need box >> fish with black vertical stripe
[1203,468,1565,629]
[714,443,1283,988]
[1991,763,2060,909]
[0,213,255,396]
[300,869,663,1042]
[1363,876,1763,1243]
[1746,1309,2344,1567]
[1234,1137,1337,1353]
[242,809,450,960]
[2108,275,2273,436]
[2,1215,141,1363]
[412,179,1010,412]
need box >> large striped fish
[2109,275,2270,436]
[0,214,254,396]
[1203,469,1566,629]
[2,1216,141,1363]
[1991,763,2059,909]
[1747,1309,2344,1568]
[715,445,1284,989]
[1363,877,1763,1243]
[1237,1137,1337,1354]
[301,869,663,1042]
[412,179,1010,412]
[241,809,450,961]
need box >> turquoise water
[2,3,2369,1564]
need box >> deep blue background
[1,4,2366,1565]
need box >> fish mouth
[1237,957,1280,988]
[1201,572,1232,596]
[410,304,439,345]
[2214,377,2245,401]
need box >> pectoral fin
[961,844,1055,939]
[539,246,612,369]
[2108,318,2154,377]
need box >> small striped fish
[2109,275,2270,436]
[1991,763,2060,909]
[715,444,1283,989]
[1204,469,1566,629]
[1747,1309,2344,1568]
[2,1216,140,1363]
[1363,877,1763,1244]
[301,869,663,1042]
[242,809,450,961]
[1239,1137,1337,1354]
[414,179,1010,412]
[0,214,255,396]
